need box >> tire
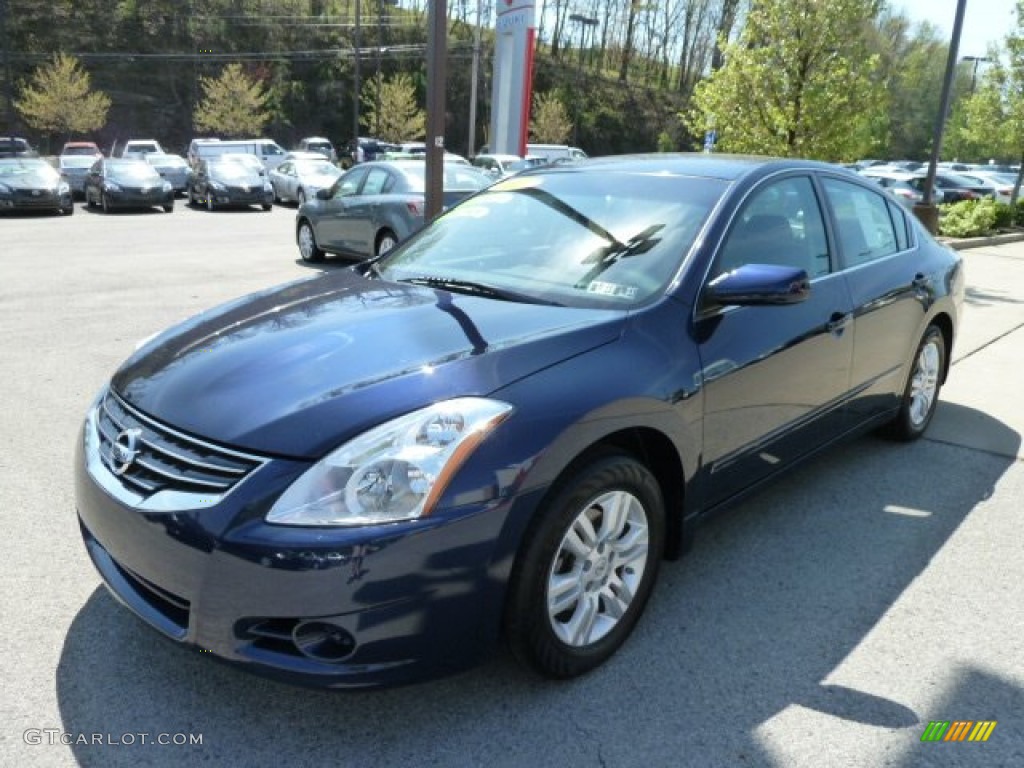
[882,324,946,441]
[375,229,398,256]
[504,453,665,679]
[206,193,215,212]
[62,202,74,216]
[297,188,306,206]
[297,220,325,263]
[101,192,110,214]
[163,202,174,213]
[262,202,272,211]
[187,187,196,207]
[86,191,95,208]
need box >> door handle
[826,311,851,335]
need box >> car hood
[1,172,59,189]
[112,271,624,458]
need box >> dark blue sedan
[75,155,963,688]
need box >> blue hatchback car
[75,155,963,688]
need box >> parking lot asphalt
[1,206,1022,767]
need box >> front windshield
[211,161,261,179]
[108,163,162,182]
[376,171,727,309]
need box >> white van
[525,144,588,162]
[187,138,287,169]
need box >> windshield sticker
[585,281,638,299]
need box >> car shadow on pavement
[56,408,1020,768]
[965,286,1024,307]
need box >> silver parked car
[58,154,98,198]
[268,156,343,205]
[144,153,192,196]
[295,160,492,262]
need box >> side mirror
[316,188,332,201]
[706,264,810,306]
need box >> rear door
[819,174,927,422]
[696,174,855,506]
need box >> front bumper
[74,408,516,688]
[210,187,273,206]
[106,189,174,208]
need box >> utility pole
[467,0,483,158]
[425,0,447,221]
[0,0,13,133]
[353,0,361,140]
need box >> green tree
[686,0,884,161]
[360,73,425,143]
[14,54,111,141]
[530,90,572,144]
[194,63,271,138]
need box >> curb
[941,231,1024,251]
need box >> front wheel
[297,220,325,263]
[504,453,665,679]
[163,202,174,213]
[883,324,946,441]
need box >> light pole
[467,0,483,158]
[962,55,990,92]
[914,0,968,234]
[569,13,598,148]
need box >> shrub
[993,201,1014,229]
[938,198,998,238]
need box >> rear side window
[887,200,910,251]
[822,178,899,268]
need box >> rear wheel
[297,220,325,263]
[504,453,664,679]
[883,324,945,441]
[375,229,398,256]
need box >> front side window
[822,177,899,268]
[714,176,830,279]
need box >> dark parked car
[187,158,273,211]
[75,155,963,689]
[911,171,996,203]
[83,159,175,213]
[296,159,492,261]
[0,157,73,214]
[144,153,192,196]
[0,136,38,158]
[339,136,397,167]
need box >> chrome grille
[95,389,264,498]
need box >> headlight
[104,181,121,192]
[209,180,226,191]
[58,181,70,194]
[263,182,273,192]
[0,182,10,194]
[162,180,172,192]
[266,398,514,526]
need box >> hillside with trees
[0,0,1014,163]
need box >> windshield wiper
[397,276,561,306]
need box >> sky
[890,0,1017,58]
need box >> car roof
[540,153,846,182]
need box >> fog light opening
[292,621,356,662]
